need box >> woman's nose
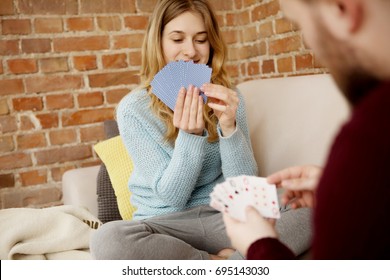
[183,41,196,58]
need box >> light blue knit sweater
[116,88,258,220]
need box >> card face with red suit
[210,176,281,222]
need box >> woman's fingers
[173,87,186,127]
[173,85,205,134]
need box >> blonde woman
[90,0,310,260]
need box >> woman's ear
[319,0,363,39]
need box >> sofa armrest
[62,165,100,217]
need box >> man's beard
[313,19,380,106]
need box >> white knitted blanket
[0,205,101,260]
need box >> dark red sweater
[247,81,390,260]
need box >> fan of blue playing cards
[151,60,212,111]
[210,175,281,222]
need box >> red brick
[0,0,15,15]
[296,54,314,70]
[53,36,109,52]
[106,88,130,104]
[35,18,63,33]
[0,135,14,153]
[51,165,75,182]
[124,16,149,30]
[215,15,224,28]
[0,99,9,115]
[80,125,105,142]
[22,38,51,54]
[135,0,158,12]
[129,51,142,66]
[7,58,38,74]
[277,57,293,73]
[73,55,97,71]
[13,97,43,112]
[113,34,144,49]
[62,108,114,126]
[80,0,136,14]
[0,60,3,74]
[78,91,104,107]
[222,30,239,45]
[275,18,297,34]
[0,40,20,56]
[262,59,275,74]
[67,17,94,31]
[226,64,239,78]
[40,57,69,73]
[20,170,47,186]
[241,45,264,60]
[210,0,234,10]
[235,0,243,9]
[0,79,24,96]
[252,0,280,21]
[81,160,101,168]
[89,71,139,88]
[228,48,241,62]
[46,93,74,110]
[18,0,78,15]
[243,0,257,7]
[49,129,77,145]
[36,113,59,129]
[259,22,273,38]
[242,26,258,42]
[0,152,32,170]
[2,19,31,35]
[226,11,250,26]
[247,61,260,76]
[25,75,83,93]
[20,116,35,131]
[17,133,47,150]
[35,145,92,165]
[97,16,122,31]
[0,116,17,133]
[0,173,15,188]
[102,53,128,69]
[269,35,302,55]
[3,187,62,208]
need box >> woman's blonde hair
[139,0,231,143]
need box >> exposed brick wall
[0,0,327,209]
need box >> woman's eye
[172,39,183,43]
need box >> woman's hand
[223,207,277,257]
[173,85,205,136]
[202,83,239,137]
[267,165,323,209]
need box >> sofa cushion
[94,135,136,220]
[96,163,121,223]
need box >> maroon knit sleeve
[247,238,296,260]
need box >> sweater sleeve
[219,90,258,178]
[247,238,296,260]
[117,97,208,209]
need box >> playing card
[151,60,211,111]
[248,177,281,219]
[210,175,281,221]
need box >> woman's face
[162,11,211,64]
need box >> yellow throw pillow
[94,136,136,220]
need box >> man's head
[279,0,390,105]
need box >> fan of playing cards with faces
[210,176,281,222]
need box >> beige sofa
[63,74,350,218]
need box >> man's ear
[319,0,363,39]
